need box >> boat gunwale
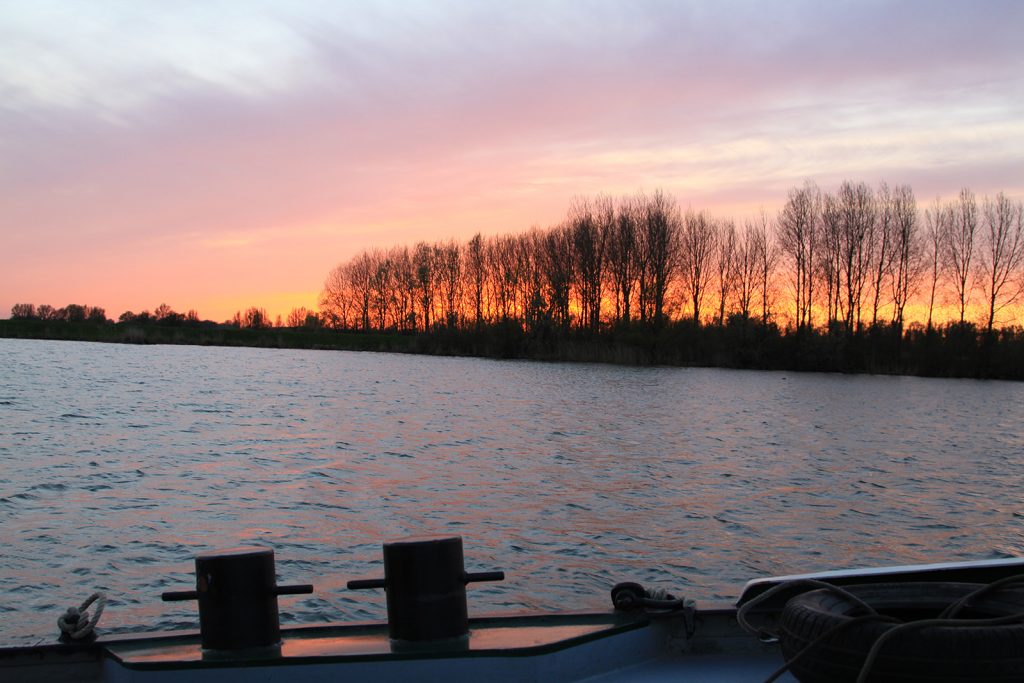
[3,609,698,672]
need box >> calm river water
[1,338,1022,645]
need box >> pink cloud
[2,1,1023,319]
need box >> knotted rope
[58,592,106,640]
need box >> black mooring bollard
[162,546,313,652]
[347,536,504,642]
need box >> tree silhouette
[979,192,1024,331]
[945,188,978,324]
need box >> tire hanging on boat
[778,582,1024,683]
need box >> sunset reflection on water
[1,339,1022,645]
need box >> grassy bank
[0,320,417,354]
[2,318,1021,380]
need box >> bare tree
[514,232,540,323]
[368,249,395,331]
[490,234,525,322]
[390,246,416,331]
[412,242,435,331]
[584,195,612,330]
[593,195,615,327]
[286,307,310,327]
[518,229,548,330]
[715,219,737,325]
[734,222,759,320]
[678,209,717,324]
[154,303,175,322]
[923,199,947,331]
[10,303,36,319]
[320,259,363,329]
[485,237,509,322]
[777,181,820,330]
[639,190,681,326]
[818,192,843,327]
[888,185,922,330]
[541,225,574,329]
[435,240,462,328]
[241,306,270,329]
[752,211,779,326]
[569,196,607,332]
[979,193,1024,331]
[347,252,376,330]
[606,195,639,324]
[318,269,343,328]
[944,188,978,324]
[465,233,486,328]
[870,182,897,326]
[837,180,876,333]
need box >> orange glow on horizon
[193,291,323,325]
[3,5,1023,323]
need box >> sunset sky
[3,1,1023,322]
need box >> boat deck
[3,609,796,682]
[7,554,1021,681]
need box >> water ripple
[0,339,1022,646]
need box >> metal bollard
[348,536,504,642]
[162,546,313,652]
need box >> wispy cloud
[2,1,1023,319]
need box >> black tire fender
[778,582,1024,682]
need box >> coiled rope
[611,582,695,612]
[611,582,697,637]
[58,592,106,641]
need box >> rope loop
[612,582,690,612]
[58,592,106,641]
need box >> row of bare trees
[779,182,1024,334]
[320,191,781,333]
[320,183,1024,334]
[933,190,1024,331]
[779,181,922,333]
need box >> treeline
[0,316,413,353]
[408,318,1024,379]
[9,302,323,331]
[318,183,1024,335]
[10,302,109,324]
[5,181,1023,378]
[3,311,1021,379]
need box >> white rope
[646,586,671,601]
[58,592,106,640]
